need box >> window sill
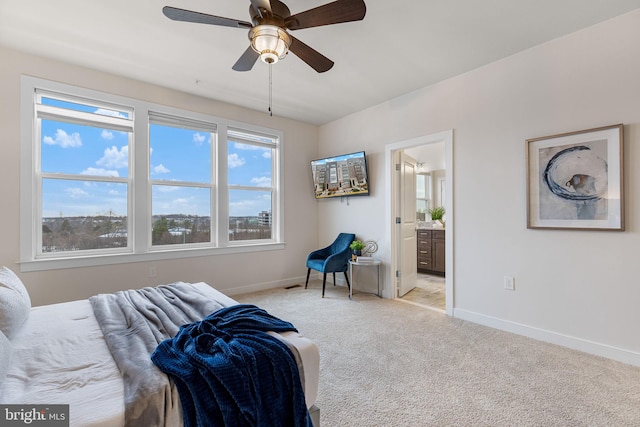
[19,242,285,272]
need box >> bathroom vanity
[417,228,445,275]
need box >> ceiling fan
[162,0,366,73]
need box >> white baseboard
[220,275,307,297]
[222,279,640,366]
[454,308,640,367]
[219,271,347,297]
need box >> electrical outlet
[504,276,515,290]
[149,266,157,278]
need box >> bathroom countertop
[417,221,445,230]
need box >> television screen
[311,151,369,199]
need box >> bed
[0,267,320,426]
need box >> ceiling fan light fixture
[249,25,292,64]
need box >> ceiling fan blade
[288,35,334,73]
[232,46,260,72]
[163,6,252,28]
[285,0,366,30]
[249,0,272,19]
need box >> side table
[348,259,382,299]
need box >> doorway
[402,273,446,311]
[384,130,454,316]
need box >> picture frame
[526,124,624,230]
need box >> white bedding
[0,299,125,427]
[0,282,319,427]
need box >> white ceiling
[2,0,640,125]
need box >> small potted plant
[350,240,365,261]
[428,206,445,227]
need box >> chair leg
[333,272,336,286]
[305,268,311,289]
[322,273,327,298]
[344,272,351,291]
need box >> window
[20,77,283,271]
[416,173,431,220]
[38,94,133,254]
[227,129,277,242]
[149,114,215,247]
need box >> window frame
[148,112,217,250]
[36,90,134,258]
[416,172,432,217]
[226,128,280,245]
[20,76,284,272]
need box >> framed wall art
[526,124,624,230]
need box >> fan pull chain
[268,63,273,117]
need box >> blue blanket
[151,304,312,427]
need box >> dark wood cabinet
[417,230,432,271]
[432,231,445,273]
[417,229,445,275]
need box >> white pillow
[0,330,13,387]
[0,267,32,339]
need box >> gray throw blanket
[90,282,225,426]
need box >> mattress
[0,282,319,427]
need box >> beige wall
[319,9,640,364]
[0,46,319,306]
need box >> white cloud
[66,187,89,199]
[43,129,82,148]
[101,130,115,140]
[154,196,200,215]
[97,145,128,169]
[193,133,206,144]
[81,167,120,177]
[153,164,170,174]
[251,176,271,187]
[233,143,271,159]
[229,199,257,215]
[228,153,245,168]
[234,142,261,151]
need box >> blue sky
[40,102,273,218]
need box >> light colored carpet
[235,281,640,426]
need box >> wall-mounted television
[311,151,369,199]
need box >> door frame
[385,130,454,316]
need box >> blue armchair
[305,233,356,298]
